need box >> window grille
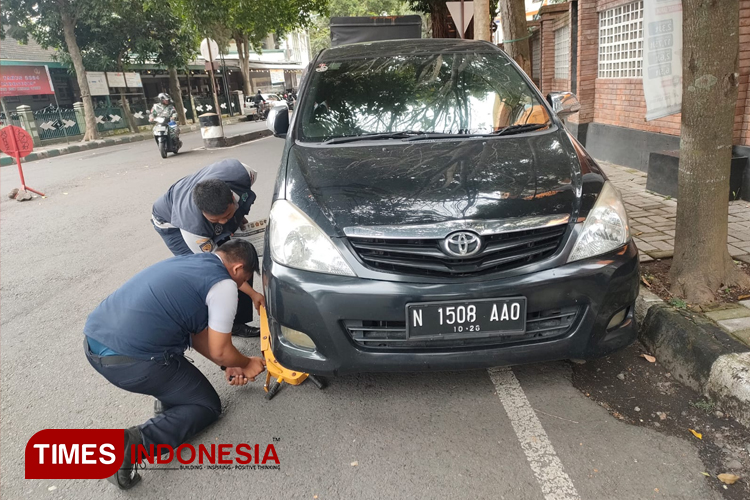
[598,1,643,78]
[554,25,570,80]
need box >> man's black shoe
[107,426,142,490]
[232,323,260,338]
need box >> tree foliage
[2,0,106,139]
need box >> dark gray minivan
[262,39,639,376]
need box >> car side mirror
[267,105,289,138]
[546,92,581,117]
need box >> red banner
[1,65,55,97]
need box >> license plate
[153,126,167,132]
[406,297,527,339]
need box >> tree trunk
[474,0,491,41]
[669,0,748,304]
[499,0,531,75]
[430,2,451,38]
[168,67,187,126]
[117,55,138,133]
[60,10,99,140]
[235,32,252,95]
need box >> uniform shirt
[84,253,238,359]
[152,159,257,253]
[150,102,177,121]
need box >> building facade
[528,0,750,177]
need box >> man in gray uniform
[84,239,266,489]
[152,159,263,337]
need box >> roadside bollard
[199,113,224,148]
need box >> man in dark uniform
[152,158,263,337]
[84,239,266,490]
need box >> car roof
[318,38,501,62]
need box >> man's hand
[225,366,248,386]
[241,356,266,382]
[250,291,266,313]
[239,282,266,312]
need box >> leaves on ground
[640,353,657,363]
[718,473,740,485]
[689,429,703,439]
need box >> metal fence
[0,112,22,128]
[186,95,241,120]
[94,106,129,133]
[34,108,81,140]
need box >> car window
[298,52,550,142]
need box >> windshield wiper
[487,123,549,136]
[323,131,429,144]
[405,124,550,141]
[322,124,549,144]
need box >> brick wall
[540,16,556,96]
[741,3,750,145]
[552,79,571,92]
[571,0,599,124]
[593,78,681,135]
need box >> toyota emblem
[442,231,482,257]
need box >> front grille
[344,306,581,350]
[348,225,567,277]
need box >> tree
[669,0,749,303]
[2,0,103,140]
[143,2,200,125]
[474,0,490,41]
[174,0,327,97]
[498,0,531,74]
[409,0,452,38]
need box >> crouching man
[83,239,266,489]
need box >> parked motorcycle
[152,116,181,158]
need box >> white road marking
[488,367,581,500]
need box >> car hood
[286,128,590,233]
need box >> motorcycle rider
[149,92,181,148]
[253,90,266,118]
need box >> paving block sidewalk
[0,115,251,167]
[601,161,750,264]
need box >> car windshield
[298,51,550,142]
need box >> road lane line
[488,367,581,500]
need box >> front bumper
[263,242,639,376]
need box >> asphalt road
[0,123,723,499]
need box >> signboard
[0,65,55,97]
[446,2,474,38]
[124,72,143,88]
[200,38,220,62]
[643,0,682,121]
[270,69,285,84]
[85,72,110,96]
[106,72,126,87]
[0,125,34,159]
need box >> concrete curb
[205,129,273,148]
[0,117,248,167]
[636,286,750,428]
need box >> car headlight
[568,181,630,262]
[269,200,356,276]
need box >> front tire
[159,139,167,158]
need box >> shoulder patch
[197,238,215,253]
[241,192,249,203]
